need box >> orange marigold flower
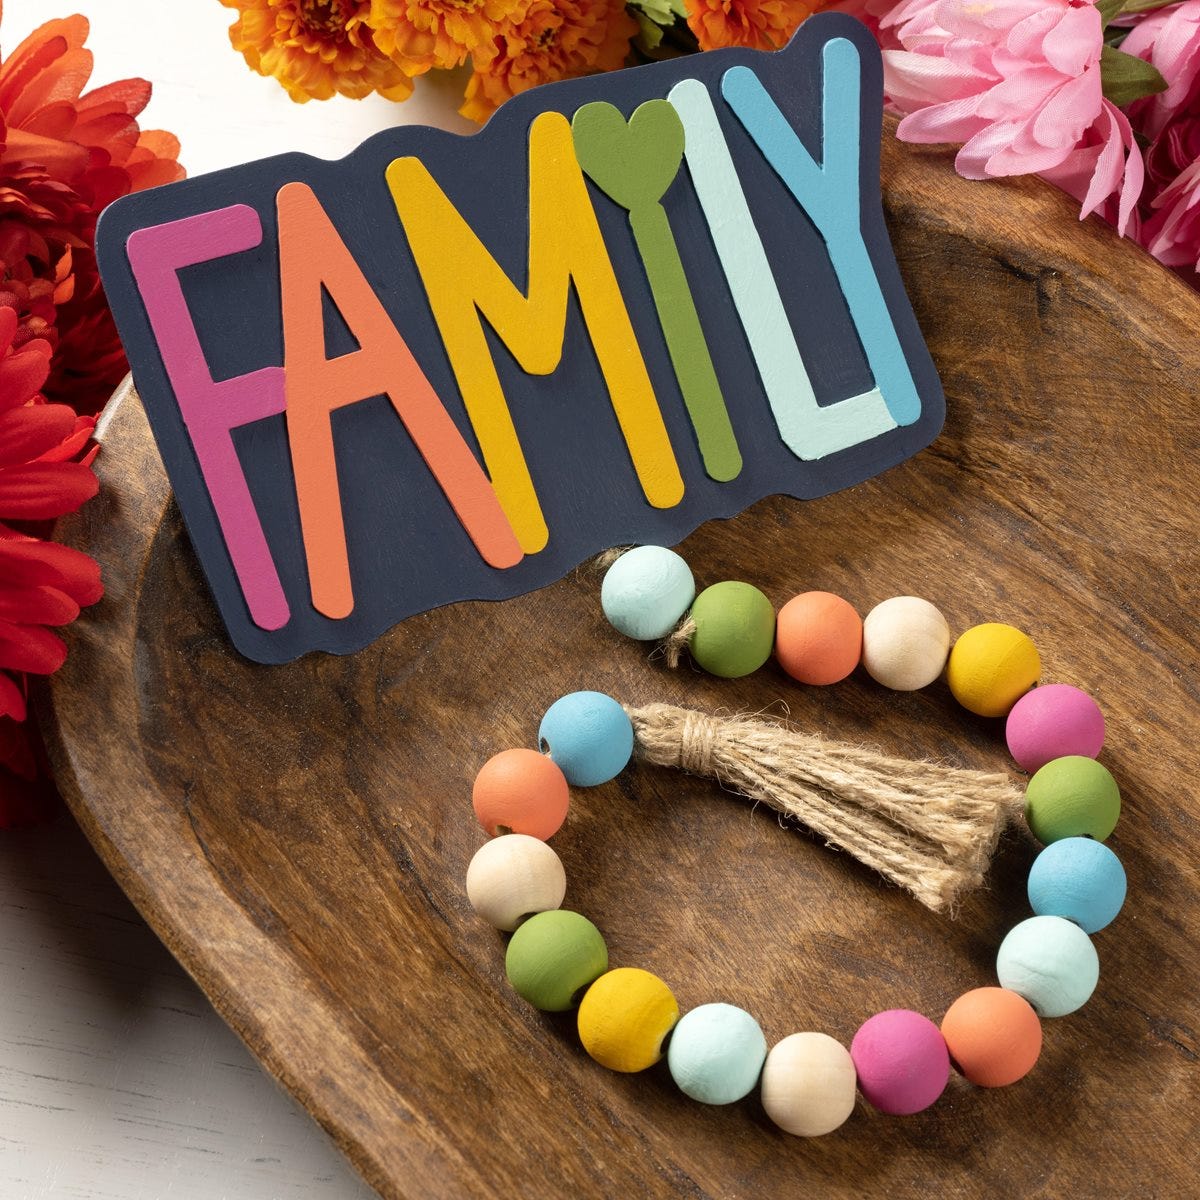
[220,0,414,102]
[685,0,824,53]
[367,0,530,77]
[461,0,636,123]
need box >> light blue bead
[601,546,696,641]
[538,692,633,787]
[667,1003,767,1105]
[1028,837,1126,933]
[996,915,1098,1018]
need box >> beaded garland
[463,546,1127,1134]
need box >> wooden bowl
[39,130,1200,1198]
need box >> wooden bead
[666,1003,766,1105]
[601,545,695,640]
[996,915,1098,1018]
[505,910,607,1012]
[472,748,569,839]
[947,622,1041,717]
[941,987,1042,1087]
[465,834,566,932]
[577,967,679,1072]
[1006,684,1105,773]
[1027,837,1126,933]
[775,591,862,685]
[538,691,633,787]
[688,581,775,678]
[1024,755,1120,844]
[760,1032,857,1137]
[850,1009,950,1115]
[861,596,951,691]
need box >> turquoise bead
[996,915,1098,1017]
[1028,837,1126,933]
[667,1003,767,1105]
[601,546,695,641]
[539,691,633,787]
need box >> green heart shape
[571,99,685,210]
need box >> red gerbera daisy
[0,11,185,414]
[0,302,101,825]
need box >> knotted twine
[624,703,1023,913]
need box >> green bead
[689,581,775,678]
[505,910,608,1011]
[1024,755,1120,844]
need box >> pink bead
[1005,684,1105,774]
[850,1009,950,1115]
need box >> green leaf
[1096,0,1126,27]
[633,10,665,51]
[633,9,662,49]
[628,0,680,25]
[1100,43,1169,106]
[1121,0,1187,13]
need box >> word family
[98,15,943,663]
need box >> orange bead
[472,749,569,840]
[775,591,862,685]
[941,987,1042,1088]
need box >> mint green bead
[601,546,695,640]
[996,915,1098,1018]
[1024,756,1120,844]
[505,910,608,1012]
[667,1003,767,1104]
[689,581,775,678]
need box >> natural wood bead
[465,834,566,932]
[760,1032,857,1137]
[861,596,951,691]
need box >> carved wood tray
[39,130,1200,1198]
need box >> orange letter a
[277,181,521,620]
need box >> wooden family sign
[96,13,944,664]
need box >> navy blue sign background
[96,14,944,664]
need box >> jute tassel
[625,703,1024,913]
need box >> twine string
[626,703,1024,913]
[663,617,697,669]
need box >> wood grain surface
[38,126,1200,1199]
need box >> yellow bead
[947,622,1040,717]
[577,967,679,1073]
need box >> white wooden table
[0,2,476,1194]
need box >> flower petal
[0,619,67,676]
[0,340,53,411]
[0,404,77,467]
[0,535,103,605]
[0,461,98,519]
[0,674,28,722]
[0,584,80,627]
